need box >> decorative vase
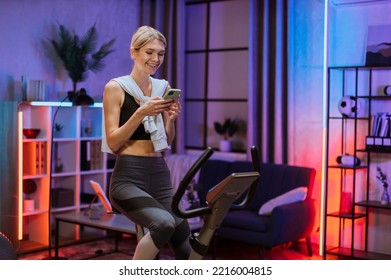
[23,199,35,212]
[381,187,390,205]
[54,130,63,138]
[67,90,76,102]
[82,119,92,137]
[339,191,352,214]
[54,158,63,173]
[219,140,231,152]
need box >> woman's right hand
[139,97,174,117]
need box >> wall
[0,0,139,102]
[290,0,325,245]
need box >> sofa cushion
[247,163,315,211]
[221,211,270,232]
[258,186,307,215]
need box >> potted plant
[48,23,116,101]
[23,179,37,212]
[214,118,239,152]
[54,123,63,137]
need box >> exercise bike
[172,146,260,260]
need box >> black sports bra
[119,92,150,140]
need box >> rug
[18,234,321,260]
[18,235,175,260]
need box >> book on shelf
[23,141,46,175]
[80,140,91,171]
[80,140,102,171]
[370,112,390,138]
[367,112,391,151]
[91,140,102,170]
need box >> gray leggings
[109,154,191,259]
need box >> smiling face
[131,39,165,75]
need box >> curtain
[249,0,289,164]
[139,0,184,154]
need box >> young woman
[102,26,191,260]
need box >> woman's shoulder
[105,79,122,91]
[104,79,125,100]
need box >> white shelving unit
[18,101,113,253]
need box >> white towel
[101,75,169,154]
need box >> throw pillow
[258,187,308,215]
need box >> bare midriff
[117,139,162,157]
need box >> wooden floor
[18,234,324,260]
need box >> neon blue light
[30,101,73,107]
[30,101,102,108]
[320,0,329,257]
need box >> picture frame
[365,24,391,66]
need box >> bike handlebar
[171,147,214,219]
[171,146,260,219]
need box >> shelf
[23,209,48,216]
[23,174,48,180]
[17,240,48,254]
[357,95,391,100]
[325,246,391,260]
[326,211,366,219]
[356,200,391,210]
[357,148,391,154]
[80,170,106,175]
[52,171,78,177]
[329,116,369,121]
[328,164,368,169]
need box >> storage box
[366,136,391,153]
[51,188,74,208]
[80,192,96,204]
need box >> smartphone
[163,88,181,100]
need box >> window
[184,0,249,152]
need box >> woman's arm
[103,81,145,153]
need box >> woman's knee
[150,216,176,248]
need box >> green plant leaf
[214,118,239,140]
[214,122,225,135]
[48,23,116,91]
[80,25,98,55]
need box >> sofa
[0,232,17,260]
[194,158,317,259]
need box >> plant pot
[219,140,231,152]
[23,200,35,212]
[54,130,63,138]
[68,91,76,102]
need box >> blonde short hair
[131,25,167,50]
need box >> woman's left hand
[166,100,181,121]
